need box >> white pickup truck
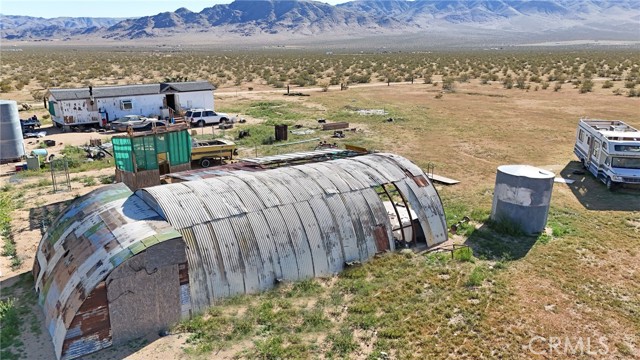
[185,109,231,127]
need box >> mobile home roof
[48,81,214,101]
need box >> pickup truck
[191,138,237,167]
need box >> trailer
[191,138,237,167]
[574,118,640,190]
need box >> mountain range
[2,0,639,44]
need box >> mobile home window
[120,100,133,110]
[578,129,585,142]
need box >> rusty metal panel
[62,282,111,360]
[373,225,390,252]
[178,262,189,285]
[307,197,343,273]
[361,187,395,252]
[278,204,315,278]
[64,282,109,341]
[33,183,181,360]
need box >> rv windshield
[614,145,640,152]
[611,157,640,169]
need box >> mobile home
[574,118,640,190]
[46,81,215,129]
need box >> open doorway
[376,183,426,249]
[166,94,178,113]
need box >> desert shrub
[579,79,594,93]
[442,77,456,92]
[503,76,513,89]
[602,80,614,88]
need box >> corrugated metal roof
[48,81,213,101]
[161,81,215,92]
[33,183,182,360]
[139,153,448,311]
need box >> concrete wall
[105,238,186,345]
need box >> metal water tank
[491,165,555,235]
[0,100,25,162]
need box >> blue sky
[1,0,345,18]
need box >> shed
[34,153,447,360]
[112,125,192,190]
[46,81,215,129]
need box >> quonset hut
[34,152,447,360]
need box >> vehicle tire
[200,158,211,168]
[581,159,587,169]
[198,120,205,127]
[220,118,228,124]
[606,177,617,191]
[97,151,106,159]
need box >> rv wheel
[606,177,617,191]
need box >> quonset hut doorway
[377,183,426,249]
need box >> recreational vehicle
[574,118,640,190]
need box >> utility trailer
[574,118,640,190]
[191,138,237,168]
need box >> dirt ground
[1,77,639,359]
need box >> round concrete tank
[491,165,555,235]
[0,100,25,162]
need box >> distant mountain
[2,0,639,43]
[0,15,123,39]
